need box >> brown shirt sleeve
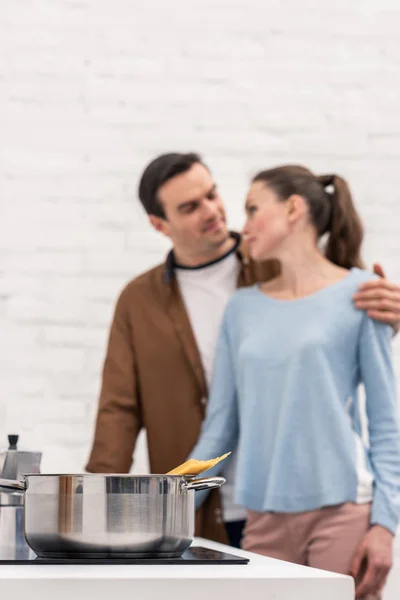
[85,288,142,473]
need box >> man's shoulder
[124,262,166,291]
[115,261,167,310]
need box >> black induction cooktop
[0,546,249,565]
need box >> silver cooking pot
[0,473,225,558]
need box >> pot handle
[181,476,226,492]
[0,478,26,492]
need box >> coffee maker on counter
[0,435,42,559]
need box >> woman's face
[243,181,291,261]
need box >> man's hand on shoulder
[353,263,400,334]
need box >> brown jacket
[86,234,279,543]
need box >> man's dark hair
[138,152,207,218]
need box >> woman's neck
[261,239,348,299]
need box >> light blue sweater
[190,268,400,534]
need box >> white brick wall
[1,0,400,592]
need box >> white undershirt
[176,250,246,522]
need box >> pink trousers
[241,502,379,600]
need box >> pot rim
[20,473,198,478]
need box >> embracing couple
[86,153,400,599]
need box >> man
[86,152,400,548]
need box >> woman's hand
[350,524,394,597]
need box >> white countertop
[0,537,354,600]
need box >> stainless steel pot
[0,474,224,558]
[0,435,41,560]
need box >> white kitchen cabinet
[384,534,400,599]
[0,537,353,600]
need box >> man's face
[151,162,229,259]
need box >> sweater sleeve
[189,310,239,508]
[359,313,400,535]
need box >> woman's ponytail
[318,174,364,269]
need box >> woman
[189,165,400,599]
